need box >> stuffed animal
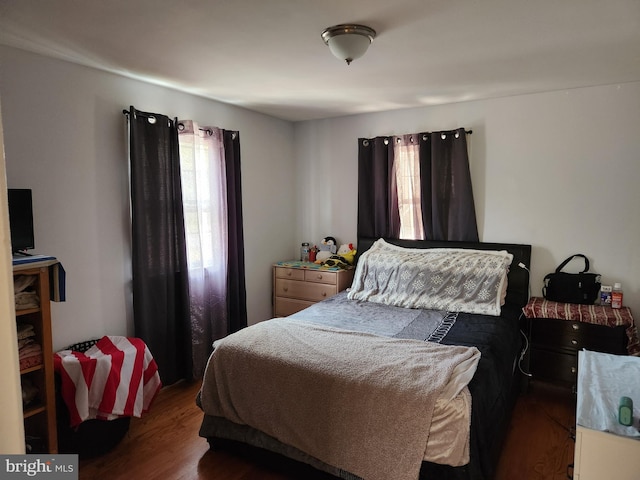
[321,243,357,269]
[315,236,337,263]
[336,243,357,265]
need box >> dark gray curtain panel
[223,130,247,336]
[357,137,401,239]
[128,106,192,386]
[419,128,478,241]
[358,128,478,242]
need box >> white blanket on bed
[348,238,512,316]
[200,318,480,480]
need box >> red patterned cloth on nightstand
[523,297,640,356]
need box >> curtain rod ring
[196,127,213,136]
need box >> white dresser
[573,350,640,479]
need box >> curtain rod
[123,111,470,137]
[124,111,205,132]
[124,110,238,139]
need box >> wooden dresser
[273,261,354,317]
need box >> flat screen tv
[7,188,35,254]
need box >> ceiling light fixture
[321,24,376,65]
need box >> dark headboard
[356,237,532,309]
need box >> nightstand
[522,297,639,389]
[273,261,354,317]
[527,317,627,386]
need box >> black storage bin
[55,339,131,459]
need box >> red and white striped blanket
[54,336,162,427]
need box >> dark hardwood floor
[77,379,576,480]
[495,381,576,480]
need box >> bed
[197,237,532,480]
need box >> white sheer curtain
[177,120,228,377]
[393,134,425,240]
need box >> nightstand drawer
[275,278,337,302]
[530,318,627,354]
[530,348,577,384]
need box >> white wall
[0,46,296,350]
[2,43,638,353]
[294,84,640,322]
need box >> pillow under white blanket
[348,238,513,316]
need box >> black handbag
[542,254,601,304]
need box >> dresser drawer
[275,267,305,281]
[274,297,314,317]
[275,278,337,302]
[530,348,578,385]
[304,269,337,285]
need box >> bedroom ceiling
[0,0,639,122]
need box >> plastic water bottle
[300,243,310,262]
[611,283,623,309]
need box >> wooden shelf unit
[14,265,58,453]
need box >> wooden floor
[78,379,576,480]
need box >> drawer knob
[317,274,323,279]
[572,323,580,330]
[571,367,577,374]
[571,339,578,346]
[321,292,327,297]
[283,287,288,292]
[287,271,292,276]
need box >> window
[393,138,424,240]
[177,125,228,273]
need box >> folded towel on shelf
[17,323,35,340]
[20,353,44,371]
[15,292,39,310]
[54,336,162,427]
[19,342,42,359]
[16,324,42,370]
[14,275,39,310]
